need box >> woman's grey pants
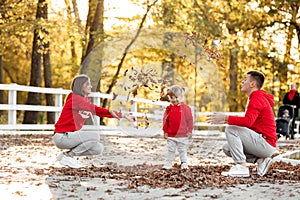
[223,125,276,163]
[53,131,103,156]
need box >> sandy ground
[0,130,300,200]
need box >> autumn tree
[23,0,48,124]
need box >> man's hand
[207,113,227,124]
[187,132,192,139]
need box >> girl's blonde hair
[168,85,186,101]
[71,74,90,96]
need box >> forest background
[0,0,299,126]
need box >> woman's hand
[110,110,136,122]
[123,113,136,122]
[110,110,122,119]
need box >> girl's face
[168,94,180,105]
[82,80,92,97]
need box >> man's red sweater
[228,90,277,147]
[163,103,194,137]
[54,93,113,133]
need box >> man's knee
[94,143,104,155]
[225,125,245,137]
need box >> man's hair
[71,74,90,96]
[247,71,265,89]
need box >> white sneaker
[221,164,250,177]
[162,163,172,170]
[181,162,188,169]
[257,157,273,176]
[59,155,82,169]
[56,152,64,161]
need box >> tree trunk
[0,55,3,116]
[284,4,298,63]
[65,0,79,75]
[0,0,5,115]
[42,2,54,124]
[80,0,104,71]
[80,0,104,93]
[23,0,46,124]
[228,44,238,112]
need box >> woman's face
[82,80,92,97]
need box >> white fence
[0,84,244,133]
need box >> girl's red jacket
[54,93,113,133]
[163,103,194,137]
[228,90,278,147]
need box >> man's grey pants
[223,125,276,163]
[53,131,103,156]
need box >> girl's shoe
[162,163,172,170]
[181,162,188,169]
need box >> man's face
[241,74,253,93]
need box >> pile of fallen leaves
[34,161,300,191]
[0,134,53,149]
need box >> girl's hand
[164,133,168,139]
[187,132,192,139]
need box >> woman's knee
[222,143,232,157]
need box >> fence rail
[0,83,244,133]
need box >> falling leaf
[112,92,118,100]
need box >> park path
[0,132,300,200]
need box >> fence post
[131,99,137,127]
[55,89,63,122]
[8,83,17,125]
[93,94,101,125]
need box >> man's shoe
[221,164,250,177]
[257,157,273,176]
[59,155,82,169]
[181,162,188,169]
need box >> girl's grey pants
[53,131,103,156]
[166,137,189,164]
[223,125,276,163]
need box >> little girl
[162,85,194,169]
[53,74,134,168]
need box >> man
[208,71,277,177]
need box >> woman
[53,74,134,168]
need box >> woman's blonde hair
[71,74,90,96]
